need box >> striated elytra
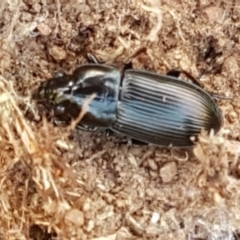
[32,57,223,148]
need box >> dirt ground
[1,0,240,239]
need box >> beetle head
[32,74,74,108]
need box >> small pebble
[37,22,52,36]
[48,45,67,61]
[159,162,177,183]
[64,209,84,227]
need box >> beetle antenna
[197,72,235,101]
[175,69,235,102]
[86,52,102,64]
[209,93,234,101]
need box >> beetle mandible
[32,53,223,147]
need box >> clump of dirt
[0,0,240,239]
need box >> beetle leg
[52,70,67,78]
[167,68,231,100]
[106,129,148,146]
[130,139,149,146]
[86,52,102,64]
[167,68,202,87]
[86,52,133,72]
[122,61,133,71]
[105,129,115,136]
[166,69,181,78]
[77,124,98,132]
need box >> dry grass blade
[69,93,97,130]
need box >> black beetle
[32,54,223,147]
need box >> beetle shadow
[105,129,196,159]
[105,129,150,146]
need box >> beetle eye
[55,105,66,114]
